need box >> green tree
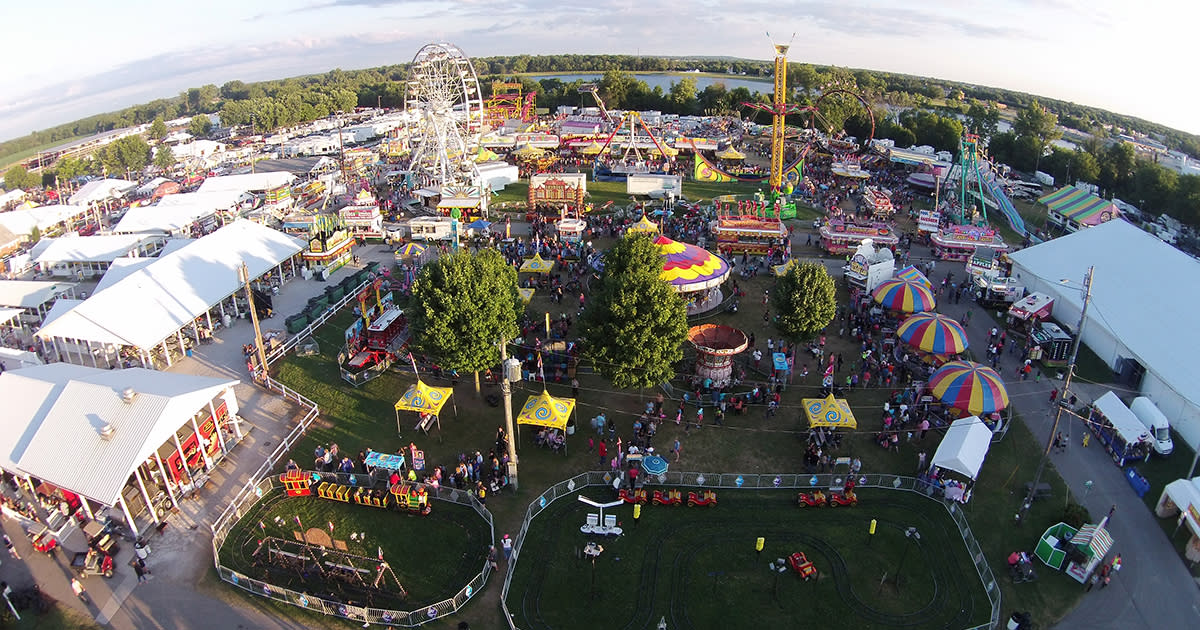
[599,70,637,109]
[579,235,687,389]
[4,165,39,190]
[29,225,41,244]
[98,136,152,175]
[154,146,175,171]
[1013,100,1061,171]
[1098,142,1135,192]
[1072,150,1100,183]
[774,261,837,342]
[668,77,697,114]
[149,116,167,140]
[408,249,522,393]
[189,115,212,138]
[964,103,1000,142]
[55,156,89,183]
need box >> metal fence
[499,472,1001,630]
[210,272,498,626]
[212,475,494,627]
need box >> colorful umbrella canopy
[896,312,969,355]
[520,253,555,273]
[394,380,453,415]
[928,360,1010,415]
[642,455,669,476]
[872,279,936,313]
[652,234,730,293]
[395,242,427,259]
[802,394,857,429]
[516,389,576,431]
[627,214,660,234]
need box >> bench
[1023,482,1053,500]
[415,414,436,434]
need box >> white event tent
[68,178,135,205]
[36,220,303,368]
[1009,219,1200,452]
[197,171,295,194]
[931,416,994,480]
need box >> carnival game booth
[820,221,900,256]
[1087,392,1153,467]
[527,173,586,215]
[517,390,576,448]
[1006,292,1054,338]
[1062,511,1117,583]
[712,215,788,257]
[687,324,748,388]
[861,186,895,219]
[1034,522,1079,571]
[1038,185,1121,233]
[0,363,243,534]
[555,217,588,244]
[339,190,384,239]
[1154,477,1200,563]
[651,235,731,315]
[394,380,455,437]
[301,215,355,278]
[929,416,994,503]
[931,225,1009,262]
[1029,322,1072,368]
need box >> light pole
[500,336,519,489]
[894,526,921,589]
[1019,265,1093,521]
[238,262,269,380]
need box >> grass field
[507,488,990,630]
[218,487,490,609]
[263,220,1092,627]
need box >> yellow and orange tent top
[394,380,453,415]
[519,253,555,273]
[516,390,576,431]
[802,394,857,429]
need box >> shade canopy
[512,144,545,158]
[897,312,969,355]
[653,234,730,292]
[516,389,576,431]
[396,242,427,259]
[518,288,535,304]
[894,264,933,288]
[802,394,857,429]
[931,416,993,479]
[929,361,1010,415]
[773,260,798,277]
[642,455,669,475]
[872,279,936,313]
[578,142,606,155]
[627,215,660,234]
[715,147,746,160]
[394,380,453,415]
[467,219,492,231]
[1069,523,1114,560]
[520,254,555,273]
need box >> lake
[528,73,774,95]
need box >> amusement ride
[404,43,485,190]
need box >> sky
[2,0,1199,142]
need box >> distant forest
[4,54,1200,231]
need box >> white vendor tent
[1008,219,1200,453]
[1157,478,1200,538]
[197,172,295,194]
[931,416,993,480]
[36,220,303,361]
[32,234,162,266]
[68,179,135,205]
[1092,391,1150,446]
[0,205,88,236]
[0,188,27,207]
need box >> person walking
[71,578,89,604]
[134,559,149,583]
[672,438,682,462]
[597,439,607,467]
[3,534,18,560]
[917,451,927,473]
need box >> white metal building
[1008,219,1200,451]
[0,363,242,532]
[31,234,164,278]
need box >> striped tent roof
[1038,185,1120,226]
[1068,523,1114,559]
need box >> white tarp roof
[32,234,159,264]
[0,347,42,371]
[0,280,77,309]
[0,189,27,206]
[0,363,237,504]
[155,190,246,210]
[931,416,993,479]
[68,179,135,205]
[1092,391,1151,445]
[197,171,295,194]
[113,204,217,234]
[0,205,88,235]
[92,259,154,294]
[135,177,171,196]
[0,307,21,325]
[1009,220,1200,422]
[36,220,303,349]
[1162,477,1200,537]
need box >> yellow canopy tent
[802,394,857,429]
[517,389,576,432]
[518,287,535,304]
[627,215,660,234]
[520,253,555,273]
[715,147,746,160]
[773,259,798,277]
[512,144,545,159]
[651,146,679,157]
[578,142,606,155]
[394,380,455,435]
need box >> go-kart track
[507,488,990,630]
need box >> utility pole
[500,335,519,490]
[239,262,269,380]
[1019,265,1093,521]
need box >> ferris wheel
[404,43,484,189]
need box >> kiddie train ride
[279,470,433,516]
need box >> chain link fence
[500,472,1000,630]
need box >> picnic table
[364,450,406,473]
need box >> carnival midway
[2,37,1200,630]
